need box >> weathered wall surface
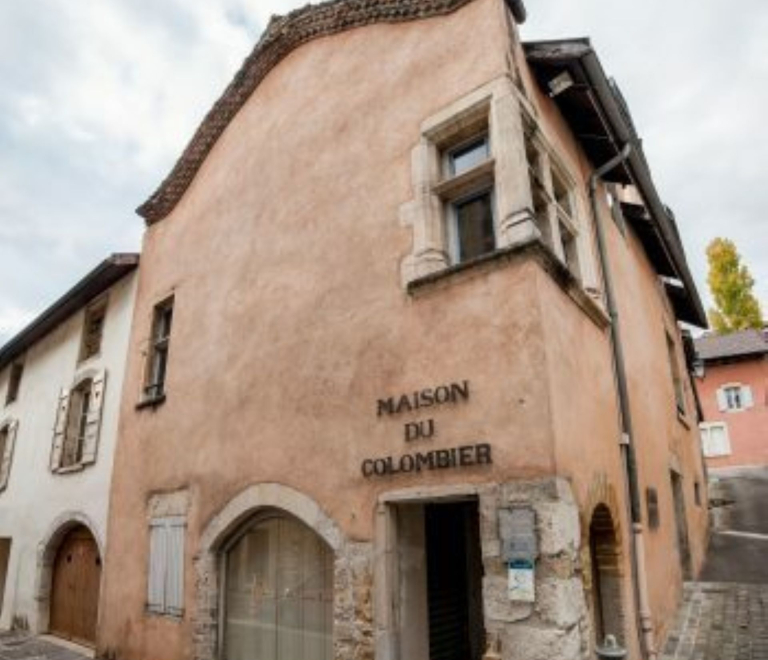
[697,358,768,468]
[100,0,707,658]
[0,272,137,633]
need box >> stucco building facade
[98,1,709,659]
[694,329,768,469]
[0,254,138,645]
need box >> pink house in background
[695,329,768,468]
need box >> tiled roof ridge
[694,328,768,361]
[137,0,489,224]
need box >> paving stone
[0,635,88,660]
[662,582,768,660]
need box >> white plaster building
[0,254,138,645]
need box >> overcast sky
[1,0,766,344]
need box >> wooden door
[50,526,101,646]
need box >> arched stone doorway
[36,513,104,645]
[194,483,369,660]
[588,504,625,646]
[48,524,101,645]
[221,511,334,660]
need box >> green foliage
[706,238,764,333]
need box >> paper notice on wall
[508,560,535,603]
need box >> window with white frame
[525,125,582,278]
[50,371,107,473]
[717,384,753,412]
[700,422,731,457]
[147,516,185,617]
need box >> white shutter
[741,386,754,409]
[0,421,18,491]
[702,424,731,457]
[148,521,167,613]
[165,517,186,616]
[713,425,732,456]
[50,390,71,472]
[148,516,185,616]
[716,388,728,412]
[81,370,107,465]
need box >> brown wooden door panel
[50,526,101,646]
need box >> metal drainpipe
[588,144,657,660]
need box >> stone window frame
[400,76,604,318]
[400,77,542,287]
[523,116,587,282]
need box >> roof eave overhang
[0,253,140,371]
[524,40,708,328]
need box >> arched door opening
[588,504,625,646]
[49,524,101,646]
[222,511,334,660]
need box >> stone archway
[35,512,104,636]
[193,483,372,660]
[588,504,626,646]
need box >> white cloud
[0,0,766,346]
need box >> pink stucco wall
[697,357,768,468]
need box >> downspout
[588,144,657,660]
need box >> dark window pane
[454,193,495,262]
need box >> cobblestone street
[662,583,768,660]
[0,634,88,660]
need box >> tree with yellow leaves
[706,238,763,334]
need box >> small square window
[724,386,742,410]
[144,298,174,401]
[646,487,660,530]
[448,191,496,264]
[446,136,490,177]
[79,299,107,362]
[5,363,23,406]
[700,422,731,457]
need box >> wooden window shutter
[165,517,186,616]
[0,421,19,491]
[81,371,107,465]
[716,388,728,412]
[148,520,167,613]
[50,390,71,472]
[742,385,754,409]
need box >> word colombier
[361,444,492,477]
